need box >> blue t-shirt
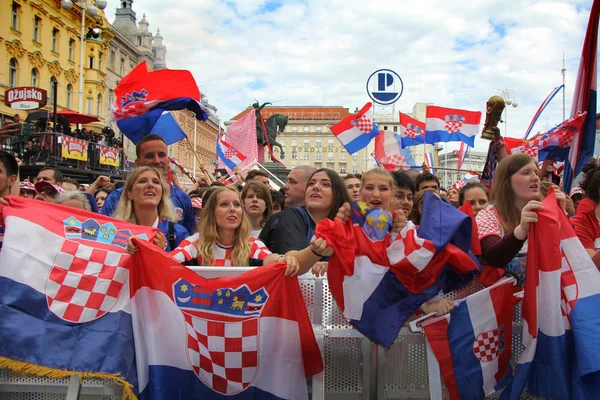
[156,219,189,252]
[100,185,196,234]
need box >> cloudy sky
[107,0,594,153]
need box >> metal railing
[0,268,539,400]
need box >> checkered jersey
[184,314,258,395]
[46,240,130,323]
[171,235,271,266]
[475,205,504,240]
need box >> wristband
[311,248,323,258]
[275,254,285,263]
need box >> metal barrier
[0,268,539,399]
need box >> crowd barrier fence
[0,267,543,400]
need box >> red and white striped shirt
[170,233,271,266]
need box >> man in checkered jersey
[0,151,19,251]
[100,135,195,234]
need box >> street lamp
[499,88,518,136]
[61,0,107,115]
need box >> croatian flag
[330,103,379,154]
[0,197,156,397]
[399,112,426,147]
[130,239,323,399]
[112,61,213,145]
[315,193,480,347]
[374,130,417,170]
[452,172,478,189]
[424,152,436,175]
[217,138,247,173]
[453,142,468,169]
[501,189,600,399]
[425,106,482,147]
[423,278,516,400]
[563,0,600,193]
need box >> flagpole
[562,52,566,121]
[193,118,197,179]
[256,162,285,186]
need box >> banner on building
[99,145,120,167]
[61,137,88,161]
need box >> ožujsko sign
[4,87,47,110]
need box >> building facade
[1,0,109,125]
[437,150,487,189]
[227,106,377,174]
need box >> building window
[33,16,41,42]
[340,151,346,160]
[316,127,322,132]
[303,139,310,147]
[110,50,115,69]
[9,58,18,88]
[327,162,335,169]
[88,56,94,69]
[291,126,298,132]
[393,126,398,132]
[11,2,20,30]
[49,76,57,104]
[291,151,298,160]
[303,126,310,132]
[30,68,38,87]
[66,84,72,109]
[291,138,298,147]
[108,89,114,110]
[52,28,59,51]
[328,139,334,147]
[69,39,75,60]
[340,164,346,173]
[315,162,322,169]
[98,52,103,71]
[137,36,142,46]
[303,152,309,160]
[316,139,322,148]
[96,94,102,116]
[328,152,334,161]
[87,98,93,115]
[353,165,358,174]
[316,151,322,161]
[120,59,125,75]
[384,125,388,131]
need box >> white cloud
[106,0,596,153]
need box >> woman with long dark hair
[572,159,600,268]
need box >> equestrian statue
[253,101,288,159]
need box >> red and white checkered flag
[224,111,257,171]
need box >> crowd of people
[0,132,599,317]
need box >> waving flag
[423,278,516,400]
[224,110,258,171]
[0,197,156,397]
[399,112,426,147]
[330,103,379,154]
[453,142,469,169]
[217,138,247,173]
[112,61,213,145]
[425,106,482,147]
[563,0,600,193]
[424,152,436,175]
[523,85,564,140]
[315,193,479,347]
[452,172,478,189]
[130,240,323,399]
[374,130,417,170]
[502,189,600,399]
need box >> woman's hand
[311,261,328,277]
[282,255,301,276]
[514,200,544,240]
[392,210,407,233]
[153,231,167,250]
[421,299,454,316]
[309,235,334,257]
[335,202,351,223]
[125,237,138,255]
[551,185,568,212]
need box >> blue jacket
[100,185,196,234]
[156,219,189,252]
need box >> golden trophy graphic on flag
[481,95,505,140]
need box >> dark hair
[305,168,350,220]
[571,192,584,202]
[63,177,79,187]
[580,158,600,203]
[39,166,64,183]
[459,182,489,206]
[270,189,284,210]
[354,173,363,180]
[210,181,225,187]
[0,150,19,177]
[245,170,269,181]
[415,172,439,191]
[135,134,167,158]
[392,171,416,194]
[188,189,201,198]
[343,174,359,181]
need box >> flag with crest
[399,112,426,147]
[0,197,156,397]
[330,103,379,154]
[425,106,482,146]
[129,239,323,399]
[217,137,247,173]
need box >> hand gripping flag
[374,130,417,171]
[330,103,379,154]
[563,0,600,193]
[501,189,600,399]
[224,110,258,171]
[315,193,480,347]
[425,106,482,147]
[217,138,247,173]
[399,112,426,147]
[422,278,517,400]
[112,61,213,145]
[130,239,323,399]
[0,197,156,398]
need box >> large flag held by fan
[330,103,379,154]
[563,0,600,193]
[374,130,417,170]
[315,193,480,347]
[112,61,213,145]
[130,239,323,399]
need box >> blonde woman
[171,187,300,275]
[117,166,189,251]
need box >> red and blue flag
[399,112,426,147]
[425,106,482,147]
[330,103,379,155]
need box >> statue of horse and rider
[253,101,287,159]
